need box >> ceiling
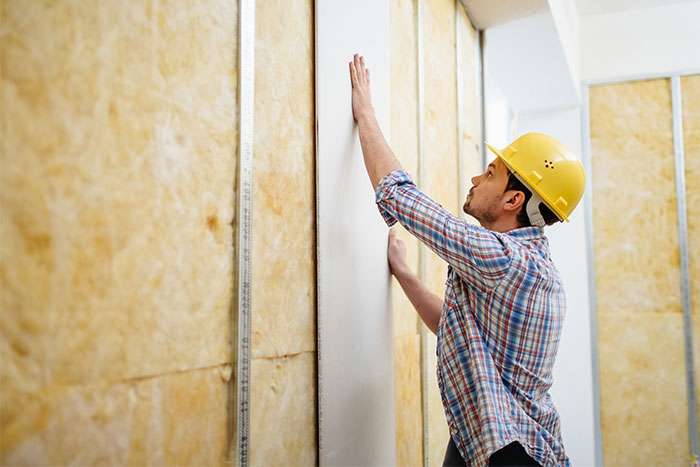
[461,0,700,28]
[459,0,548,29]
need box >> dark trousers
[443,436,541,467]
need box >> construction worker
[349,53,585,467]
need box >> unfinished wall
[390,2,482,465]
[457,5,483,210]
[589,79,688,465]
[390,0,423,465]
[1,1,238,464]
[423,0,459,464]
[249,0,316,465]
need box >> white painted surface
[315,1,396,466]
[515,107,596,467]
[580,1,700,82]
[483,13,579,113]
[548,0,581,91]
[483,70,513,149]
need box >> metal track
[235,0,255,465]
[671,75,699,464]
[455,0,465,215]
[415,0,430,465]
[477,29,486,171]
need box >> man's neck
[480,217,521,233]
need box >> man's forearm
[394,268,443,334]
[357,113,402,190]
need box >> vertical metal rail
[671,75,699,464]
[580,84,604,467]
[235,0,255,465]
[477,29,486,171]
[415,0,430,465]
[455,0,465,216]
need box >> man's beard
[464,197,497,225]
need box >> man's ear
[503,190,526,213]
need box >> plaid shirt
[375,169,569,467]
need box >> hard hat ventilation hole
[544,159,555,170]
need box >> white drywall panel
[547,0,581,90]
[315,1,395,466]
[483,13,579,113]
[484,70,513,149]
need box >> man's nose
[471,175,479,185]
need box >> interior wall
[580,2,700,82]
[589,79,688,465]
[1,1,238,464]
[457,5,484,206]
[422,0,459,464]
[390,0,423,465]
[389,2,482,465]
[249,0,316,465]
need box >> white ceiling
[459,0,548,29]
[575,0,700,16]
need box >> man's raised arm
[349,53,401,189]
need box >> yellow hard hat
[486,132,585,224]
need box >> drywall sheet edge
[315,1,396,466]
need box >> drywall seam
[235,0,255,465]
[415,0,430,465]
[672,75,700,463]
[580,84,604,467]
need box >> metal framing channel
[235,0,255,465]
[580,84,604,467]
[415,0,430,465]
[477,29,486,171]
[455,0,465,215]
[672,75,699,463]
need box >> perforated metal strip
[235,0,255,465]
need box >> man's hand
[388,228,409,277]
[349,53,374,122]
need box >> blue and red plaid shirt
[375,169,569,467]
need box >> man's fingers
[350,53,371,85]
[349,61,358,87]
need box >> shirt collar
[505,226,546,241]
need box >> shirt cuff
[374,169,415,227]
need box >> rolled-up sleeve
[375,169,513,291]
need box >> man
[348,53,585,467]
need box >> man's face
[463,157,511,225]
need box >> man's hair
[505,172,560,227]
